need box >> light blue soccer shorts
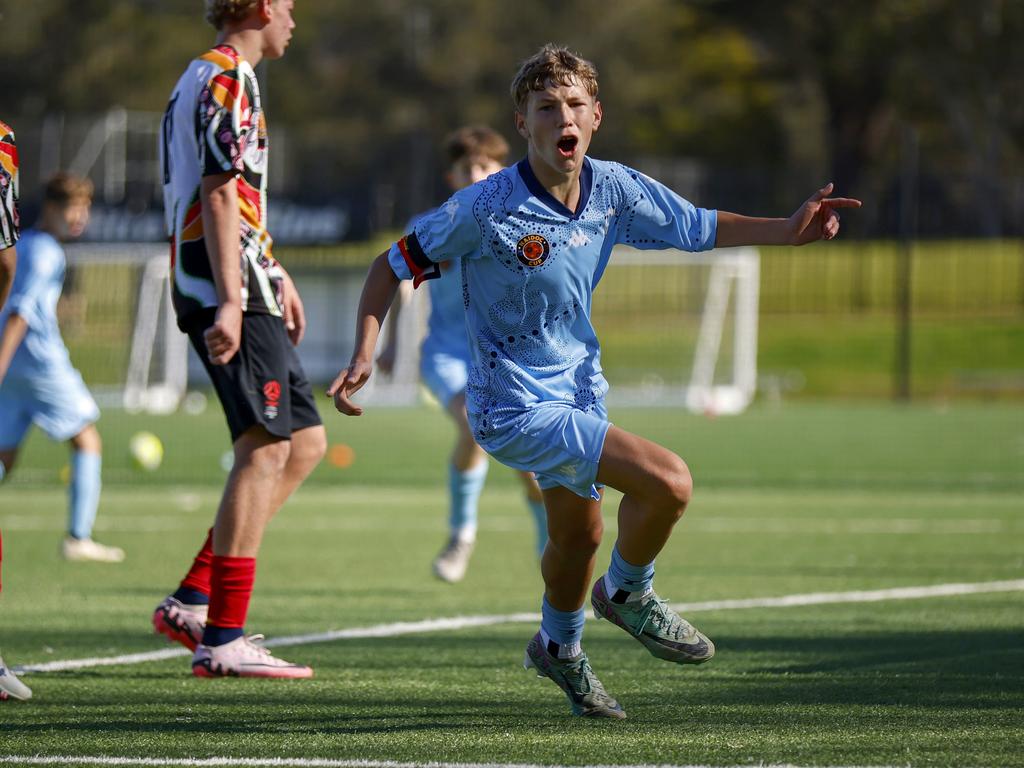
[420,346,470,408]
[0,364,100,447]
[476,401,610,501]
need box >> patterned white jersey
[0,121,19,249]
[161,44,283,326]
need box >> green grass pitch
[1,401,1022,766]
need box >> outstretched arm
[327,251,402,416]
[715,183,862,248]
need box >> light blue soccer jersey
[388,157,717,446]
[0,230,74,377]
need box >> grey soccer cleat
[0,654,32,701]
[591,577,715,664]
[432,536,475,583]
[523,632,626,719]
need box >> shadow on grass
[4,627,1022,738]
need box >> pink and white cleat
[152,596,208,651]
[0,654,32,701]
[191,634,313,679]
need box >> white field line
[15,579,1024,676]
[0,759,907,768]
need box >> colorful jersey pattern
[0,121,19,249]
[388,157,717,444]
[161,45,282,325]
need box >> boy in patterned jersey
[0,120,32,703]
[0,122,16,307]
[0,173,125,565]
[331,44,861,718]
[153,0,326,679]
[379,126,548,583]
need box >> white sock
[540,628,582,660]
[604,573,652,602]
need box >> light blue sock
[606,543,655,594]
[540,595,585,659]
[448,461,488,538]
[527,498,547,556]
[69,451,102,540]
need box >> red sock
[179,529,214,595]
[207,555,256,629]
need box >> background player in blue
[330,45,861,718]
[0,173,125,565]
[379,125,547,583]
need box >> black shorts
[185,309,322,443]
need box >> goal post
[593,246,760,414]
[64,243,187,414]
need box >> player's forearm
[350,251,401,364]
[714,212,791,248]
[0,312,28,385]
[200,175,243,308]
[0,247,15,308]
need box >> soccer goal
[592,246,760,414]
[63,242,187,414]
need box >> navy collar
[517,156,593,220]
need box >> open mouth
[557,135,578,158]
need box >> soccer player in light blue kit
[0,174,125,564]
[330,45,861,718]
[379,126,547,582]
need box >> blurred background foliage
[1,0,1021,236]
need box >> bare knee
[240,436,292,476]
[549,516,604,561]
[291,426,327,470]
[70,424,102,454]
[651,455,692,519]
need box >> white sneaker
[0,654,32,701]
[432,536,475,583]
[61,537,125,563]
[192,634,313,679]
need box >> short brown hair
[206,0,261,30]
[43,173,93,206]
[510,44,599,112]
[444,126,510,167]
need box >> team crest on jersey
[516,234,550,268]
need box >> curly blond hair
[206,0,261,30]
[510,44,599,112]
